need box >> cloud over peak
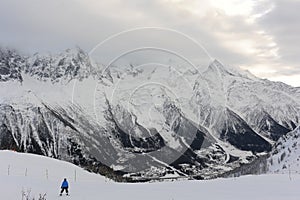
[0,0,299,86]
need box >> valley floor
[0,151,299,200]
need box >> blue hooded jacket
[61,179,69,188]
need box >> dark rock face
[221,109,272,152]
[258,113,291,141]
[243,109,292,141]
[115,125,166,153]
[0,124,18,150]
[0,48,24,82]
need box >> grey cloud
[257,0,300,68]
[0,0,299,86]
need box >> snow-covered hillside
[268,126,300,174]
[1,151,299,200]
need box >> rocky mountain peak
[0,47,24,82]
[25,47,94,83]
[206,59,257,81]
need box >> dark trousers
[60,187,69,194]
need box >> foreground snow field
[0,151,299,200]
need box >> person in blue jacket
[60,178,69,196]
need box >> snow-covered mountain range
[1,46,300,181]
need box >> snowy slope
[268,126,300,174]
[0,150,105,199]
[1,151,300,200]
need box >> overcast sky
[0,0,299,86]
